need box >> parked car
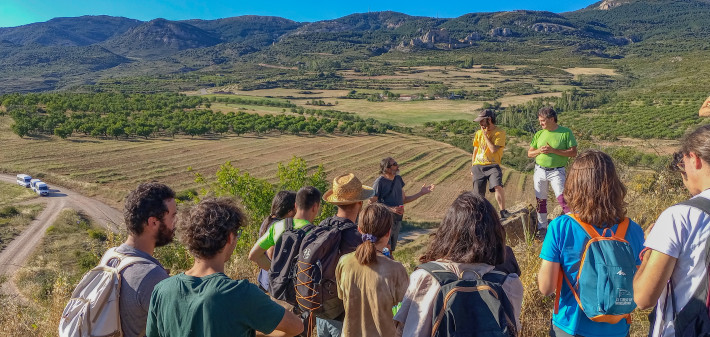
[30,178,42,189]
[16,174,32,187]
[32,182,49,196]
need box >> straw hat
[323,173,375,205]
[700,95,710,117]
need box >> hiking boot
[500,209,512,219]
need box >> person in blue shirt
[537,150,645,337]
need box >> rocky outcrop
[700,96,710,117]
[463,32,482,42]
[598,0,634,10]
[489,27,513,37]
[397,28,478,51]
[501,204,537,246]
[530,23,575,33]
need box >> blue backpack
[555,214,637,324]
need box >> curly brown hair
[123,182,175,235]
[563,149,627,228]
[178,198,246,259]
[420,192,506,265]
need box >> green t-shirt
[146,273,285,337]
[530,126,577,168]
[256,218,311,250]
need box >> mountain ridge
[0,0,709,93]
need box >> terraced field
[0,116,535,222]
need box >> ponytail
[356,203,394,265]
[258,214,277,237]
[356,234,378,265]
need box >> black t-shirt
[373,175,405,221]
[318,216,362,254]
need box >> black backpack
[295,217,359,319]
[269,218,315,310]
[418,262,517,337]
[650,197,710,337]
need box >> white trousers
[534,165,566,200]
[534,165,566,228]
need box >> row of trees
[3,92,394,139]
[210,96,297,109]
[1,92,205,114]
[9,108,392,139]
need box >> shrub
[0,206,19,218]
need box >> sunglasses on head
[387,162,398,168]
[671,151,686,174]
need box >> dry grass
[0,181,37,207]
[564,67,619,78]
[2,209,102,336]
[295,98,483,125]
[0,116,534,222]
[498,92,563,107]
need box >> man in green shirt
[527,107,577,233]
[248,186,321,271]
[146,198,303,337]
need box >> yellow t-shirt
[472,126,506,165]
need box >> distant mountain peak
[102,19,221,59]
[597,0,635,10]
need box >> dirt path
[0,174,123,298]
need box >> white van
[30,179,42,189]
[33,182,49,196]
[16,174,32,187]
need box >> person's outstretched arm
[403,184,435,204]
[261,310,304,337]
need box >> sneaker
[500,209,512,219]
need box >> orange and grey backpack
[555,214,637,324]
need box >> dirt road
[0,174,123,297]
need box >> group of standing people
[62,106,710,337]
[470,106,577,235]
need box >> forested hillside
[0,0,709,93]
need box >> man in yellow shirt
[471,109,510,219]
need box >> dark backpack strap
[676,197,710,273]
[379,175,399,202]
[417,262,458,286]
[681,197,710,265]
[482,269,518,336]
[679,197,710,215]
[481,269,509,284]
[671,197,710,328]
[284,217,294,231]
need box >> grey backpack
[59,248,151,337]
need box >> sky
[0,0,600,28]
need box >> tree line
[2,93,393,139]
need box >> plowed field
[0,116,535,222]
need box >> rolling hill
[0,0,708,93]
